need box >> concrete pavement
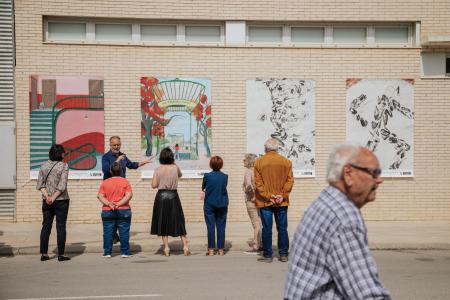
[1,221,450,255]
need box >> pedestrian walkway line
[6,295,163,300]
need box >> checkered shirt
[284,186,391,300]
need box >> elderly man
[284,143,391,299]
[254,138,294,263]
[102,136,151,243]
[102,136,151,180]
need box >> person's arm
[151,170,159,189]
[138,156,154,167]
[253,161,271,201]
[115,191,133,207]
[223,174,229,197]
[37,168,49,201]
[97,193,115,210]
[125,156,139,170]
[244,169,254,193]
[326,226,392,300]
[97,182,115,210]
[115,180,133,207]
[176,164,182,178]
[36,167,45,191]
[52,163,69,200]
[201,175,206,191]
[102,154,112,176]
[282,162,294,200]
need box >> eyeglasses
[349,163,382,179]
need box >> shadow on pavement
[62,242,87,258]
[0,230,14,257]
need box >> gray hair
[109,135,121,142]
[244,153,257,168]
[264,138,279,152]
[326,143,362,184]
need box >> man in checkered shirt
[284,143,391,299]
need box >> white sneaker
[102,254,111,258]
[121,254,133,258]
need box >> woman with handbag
[36,144,70,262]
[202,156,229,256]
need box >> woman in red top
[97,162,133,258]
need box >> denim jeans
[260,206,289,258]
[204,203,228,249]
[101,209,132,256]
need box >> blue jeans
[101,209,132,256]
[204,203,228,249]
[260,206,289,258]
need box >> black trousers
[40,199,70,255]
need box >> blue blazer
[202,171,229,208]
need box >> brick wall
[14,0,450,222]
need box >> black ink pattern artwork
[349,84,414,170]
[262,78,315,168]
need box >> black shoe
[257,256,273,263]
[40,255,50,261]
[58,255,71,262]
[279,255,288,262]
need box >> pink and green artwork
[29,75,104,179]
[140,76,212,178]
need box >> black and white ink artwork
[347,79,414,176]
[247,78,315,177]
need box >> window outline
[183,23,224,45]
[373,24,412,47]
[43,18,416,48]
[45,20,87,42]
[247,24,284,45]
[94,22,133,43]
[331,25,368,46]
[139,23,178,44]
[289,26,326,45]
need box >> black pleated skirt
[150,189,187,237]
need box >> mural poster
[346,79,414,177]
[29,75,105,179]
[246,78,315,177]
[140,77,212,178]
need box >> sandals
[218,249,225,256]
[163,248,170,257]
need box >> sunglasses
[349,163,382,179]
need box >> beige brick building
[10,0,450,223]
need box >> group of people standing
[36,136,293,262]
[37,135,391,298]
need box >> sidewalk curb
[2,243,450,256]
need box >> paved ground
[1,221,450,255]
[1,250,450,300]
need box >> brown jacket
[254,151,294,207]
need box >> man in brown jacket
[254,138,294,263]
